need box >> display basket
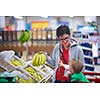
[0,58,15,72]
[0,56,54,83]
[0,55,26,71]
[8,55,26,68]
[21,62,54,83]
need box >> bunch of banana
[25,66,36,73]
[40,65,47,72]
[18,30,31,44]
[19,77,36,83]
[31,73,43,81]
[41,68,47,73]
[32,52,46,67]
[25,66,43,81]
[10,58,24,67]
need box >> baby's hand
[58,60,65,67]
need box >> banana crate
[0,66,37,83]
[0,58,16,72]
[0,50,26,70]
[8,55,26,68]
[27,60,54,75]
[21,63,53,83]
[13,69,37,83]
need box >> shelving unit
[73,27,99,72]
[80,42,94,71]
[97,41,100,64]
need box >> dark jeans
[54,80,68,83]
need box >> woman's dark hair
[56,25,70,37]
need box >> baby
[69,58,90,83]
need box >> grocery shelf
[84,63,94,67]
[81,46,92,51]
[84,55,93,59]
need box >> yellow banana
[32,53,39,66]
[38,54,42,66]
[26,77,36,83]
[35,53,40,67]
[32,52,46,67]
[38,74,43,80]
[40,54,43,65]
[10,59,19,66]
[25,67,35,72]
[19,78,27,83]
[10,59,23,67]
[41,53,46,65]
[18,60,24,66]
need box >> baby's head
[69,59,83,74]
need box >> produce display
[10,57,24,67]
[0,58,15,72]
[0,50,53,83]
[25,66,44,82]
[32,52,46,67]
[18,30,31,43]
[18,77,36,83]
[9,70,37,83]
[39,65,53,74]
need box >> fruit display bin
[13,68,37,83]
[8,55,26,68]
[0,63,37,83]
[21,63,53,83]
[0,58,16,72]
[0,55,27,72]
[0,54,54,83]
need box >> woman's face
[59,34,71,48]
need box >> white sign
[17,20,25,31]
[92,42,98,57]
[0,16,5,28]
[49,19,58,29]
[84,16,96,22]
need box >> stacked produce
[18,30,31,43]
[0,50,53,83]
[39,65,53,74]
[32,52,46,67]
[18,77,36,83]
[10,57,24,67]
[25,66,44,81]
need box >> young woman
[47,25,84,83]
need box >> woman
[47,25,84,83]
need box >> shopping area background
[0,16,100,83]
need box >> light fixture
[69,16,74,18]
[14,16,23,19]
[41,16,48,18]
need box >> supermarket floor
[94,65,100,72]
